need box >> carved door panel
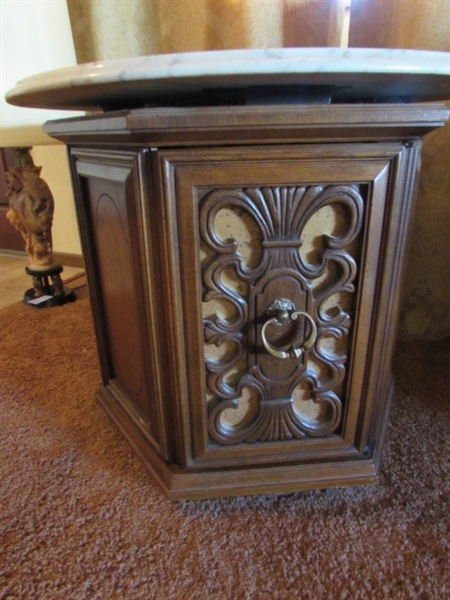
[160,143,406,470]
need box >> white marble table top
[6,48,450,111]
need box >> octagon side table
[7,49,450,499]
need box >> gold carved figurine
[6,165,55,269]
[5,149,75,307]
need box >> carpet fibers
[1,291,449,599]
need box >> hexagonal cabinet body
[47,103,449,499]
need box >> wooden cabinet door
[158,142,419,473]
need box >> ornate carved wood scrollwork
[200,185,364,445]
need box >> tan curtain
[349,0,450,340]
[66,0,345,64]
[349,0,449,52]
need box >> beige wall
[1,0,80,141]
[30,145,82,256]
[1,0,83,257]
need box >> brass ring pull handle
[261,299,317,360]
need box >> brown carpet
[1,290,449,600]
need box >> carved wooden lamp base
[24,264,76,308]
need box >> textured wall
[350,0,450,339]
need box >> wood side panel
[356,142,423,457]
[132,149,171,460]
[341,164,391,444]
[69,148,163,453]
[153,156,195,467]
[88,175,145,400]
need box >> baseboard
[0,248,84,269]
[0,249,26,258]
[53,252,84,269]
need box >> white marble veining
[6,48,450,111]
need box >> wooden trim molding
[52,252,84,269]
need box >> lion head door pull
[261,298,317,360]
